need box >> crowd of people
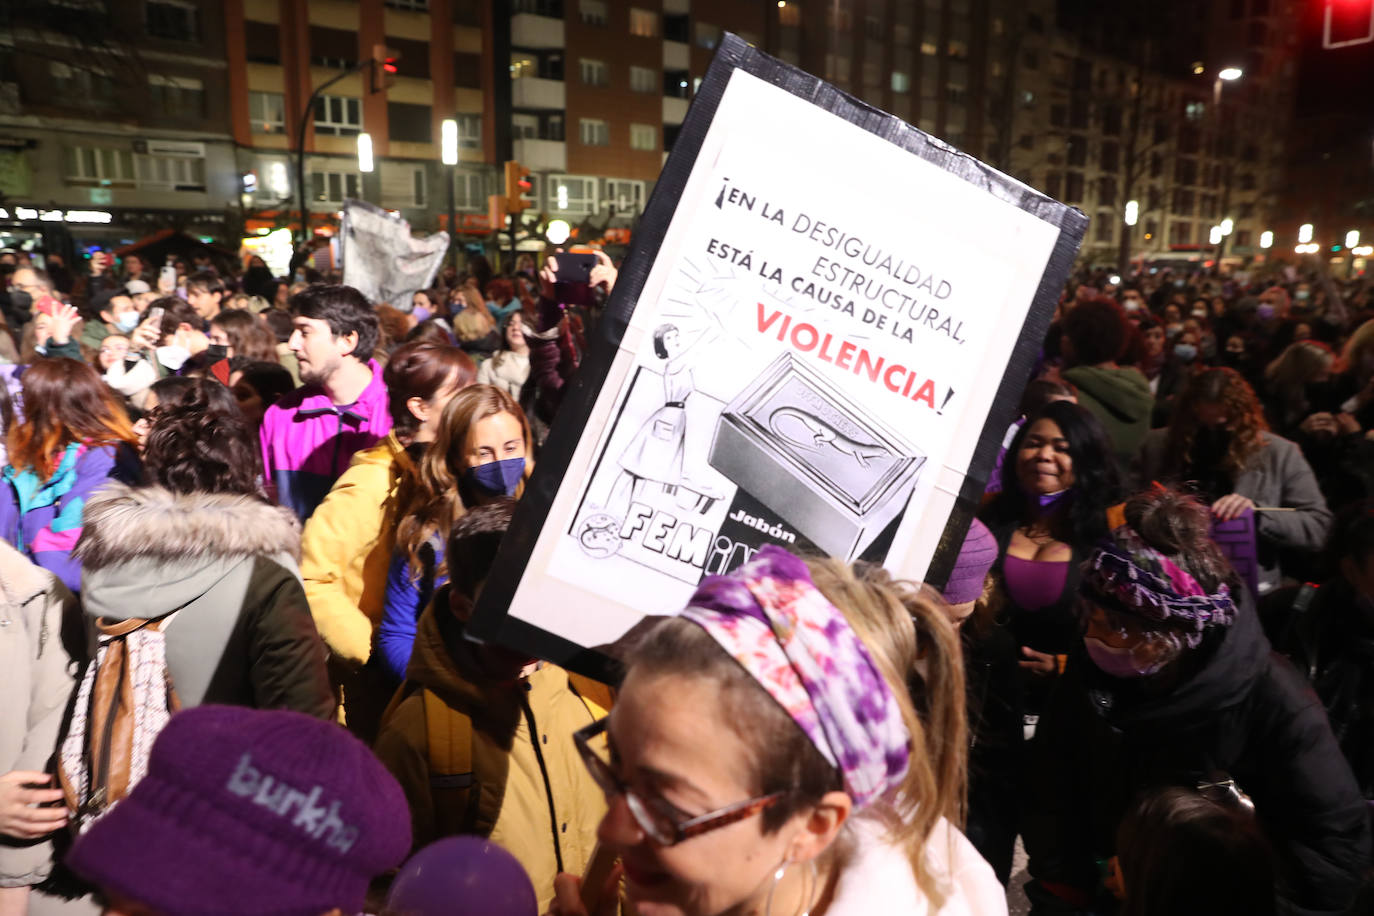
[0,241,1370,916]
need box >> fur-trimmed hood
[76,482,301,571]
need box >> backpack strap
[422,688,478,840]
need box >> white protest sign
[471,39,1085,671]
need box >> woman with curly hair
[1137,367,1331,594]
[377,384,532,680]
[74,377,333,715]
[979,400,1124,695]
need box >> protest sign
[340,198,448,310]
[469,35,1088,680]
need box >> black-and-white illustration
[709,352,926,561]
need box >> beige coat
[0,540,81,887]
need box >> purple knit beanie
[68,705,411,916]
[941,518,998,605]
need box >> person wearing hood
[1059,298,1154,468]
[74,379,333,717]
[1022,488,1369,916]
[1137,368,1331,595]
[373,500,606,910]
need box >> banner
[339,198,448,310]
[470,36,1087,680]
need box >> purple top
[1003,554,1070,612]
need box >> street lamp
[1124,199,1139,226]
[1209,225,1224,245]
[1299,223,1314,244]
[1218,67,1243,82]
[357,132,374,173]
[1220,217,1234,237]
[1346,229,1361,249]
[1260,230,1273,250]
[1209,67,1243,268]
[441,118,459,268]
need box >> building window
[580,0,607,25]
[629,123,656,150]
[510,51,538,79]
[49,62,116,108]
[948,39,969,59]
[455,114,482,149]
[245,21,280,64]
[1170,222,1192,246]
[1065,172,1084,202]
[629,8,658,37]
[1099,141,1118,172]
[382,163,427,208]
[512,113,539,139]
[148,75,205,119]
[891,72,910,93]
[388,102,432,143]
[1184,100,1206,121]
[1234,229,1251,247]
[384,0,429,9]
[664,69,689,97]
[314,95,362,136]
[695,22,721,49]
[549,175,597,214]
[579,118,609,146]
[1238,172,1256,191]
[453,171,486,211]
[1172,188,1195,214]
[579,58,608,87]
[1066,135,1087,167]
[629,65,656,93]
[605,179,644,213]
[1098,176,1117,206]
[63,145,136,187]
[311,169,362,204]
[1044,172,1061,199]
[248,91,285,134]
[1095,218,1113,243]
[135,153,206,191]
[146,0,198,41]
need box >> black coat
[1023,595,1371,916]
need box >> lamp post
[441,118,459,269]
[293,59,373,256]
[1211,66,1242,270]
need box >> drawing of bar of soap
[708,352,925,561]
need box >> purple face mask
[1038,489,1073,510]
[1256,303,1276,321]
[412,305,433,323]
[1084,636,1165,679]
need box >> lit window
[629,8,658,37]
[314,95,362,136]
[891,72,910,93]
[248,91,286,134]
[63,145,137,187]
[580,0,607,25]
[695,22,721,49]
[311,170,362,205]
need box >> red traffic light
[384,60,399,74]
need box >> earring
[764,858,819,916]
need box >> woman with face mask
[1023,488,1369,916]
[1264,340,1340,438]
[547,545,1005,916]
[1137,368,1332,595]
[378,384,532,682]
[979,401,1123,711]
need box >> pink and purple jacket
[260,360,392,522]
[0,441,140,594]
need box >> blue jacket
[378,536,447,682]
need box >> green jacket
[1062,364,1154,469]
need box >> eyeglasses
[573,717,784,847]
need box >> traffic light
[369,44,400,94]
[504,160,533,213]
[1324,0,1374,48]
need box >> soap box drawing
[709,352,926,561]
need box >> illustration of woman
[610,323,718,516]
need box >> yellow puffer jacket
[301,432,414,664]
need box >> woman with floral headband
[547,545,1006,916]
[1022,487,1369,916]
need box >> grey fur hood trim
[75,482,301,570]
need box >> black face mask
[1193,425,1232,458]
[8,289,31,314]
[206,343,229,361]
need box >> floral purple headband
[1082,528,1236,649]
[680,546,910,810]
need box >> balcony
[663,40,689,70]
[662,96,689,125]
[513,76,566,109]
[513,138,566,172]
[512,13,565,49]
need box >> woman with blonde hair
[451,283,501,360]
[1262,339,1338,436]
[549,545,1005,916]
[377,383,533,680]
